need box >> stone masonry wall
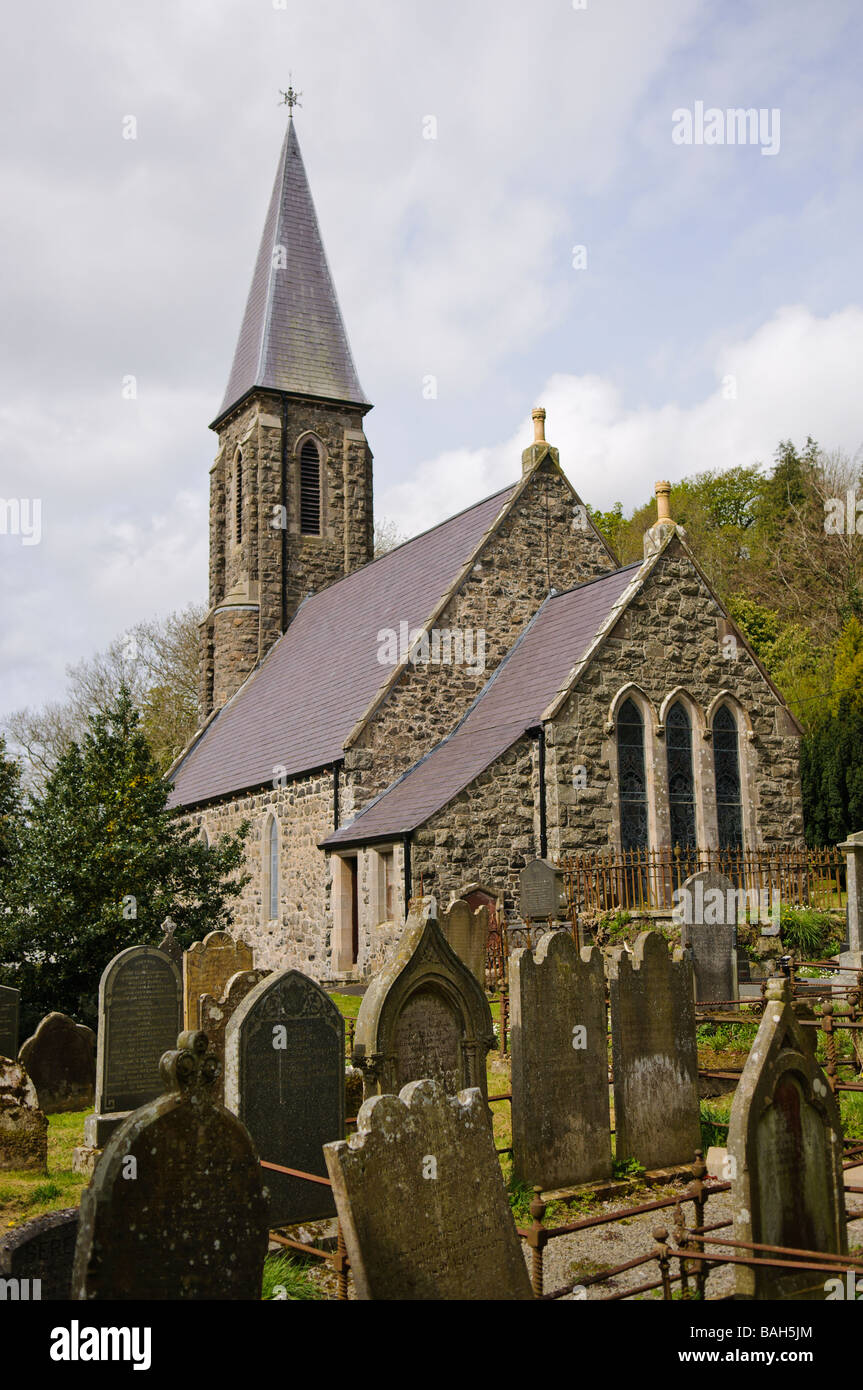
[410,538,803,925]
[342,459,615,819]
[202,391,373,717]
[187,768,336,975]
[546,541,804,855]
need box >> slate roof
[168,485,517,808]
[322,564,641,847]
[215,120,369,424]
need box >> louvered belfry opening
[300,438,321,535]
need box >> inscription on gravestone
[73,1031,268,1300]
[353,898,495,1104]
[0,1208,79,1300]
[520,860,565,920]
[225,970,344,1227]
[325,1079,532,1300]
[183,929,253,1030]
[97,946,182,1115]
[393,988,462,1093]
[0,985,19,1059]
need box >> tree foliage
[0,689,249,1034]
[590,438,863,843]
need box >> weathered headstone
[72,1030,269,1300]
[198,967,270,1106]
[0,1208,79,1300]
[607,932,700,1170]
[18,1013,96,1113]
[440,898,489,986]
[727,978,847,1299]
[224,969,344,1227]
[676,872,739,1005]
[519,859,566,920]
[86,944,182,1148]
[353,896,495,1103]
[838,831,863,983]
[325,1078,532,1300]
[183,929,253,1030]
[510,931,612,1189]
[0,1058,47,1172]
[0,985,20,1059]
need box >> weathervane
[279,79,302,118]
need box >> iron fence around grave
[522,1145,863,1301]
[558,844,846,917]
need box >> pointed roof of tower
[214,119,370,425]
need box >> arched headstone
[183,929,253,1030]
[18,1013,95,1113]
[727,978,847,1299]
[353,897,495,1103]
[224,969,345,1226]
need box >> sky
[1,0,862,717]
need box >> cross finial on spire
[279,79,302,118]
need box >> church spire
[214,116,370,426]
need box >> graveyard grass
[0,1110,88,1228]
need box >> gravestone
[0,1058,47,1172]
[607,932,700,1170]
[838,831,863,983]
[727,978,847,1299]
[353,896,495,1103]
[520,859,566,920]
[158,916,183,966]
[86,944,182,1148]
[677,871,739,1006]
[18,1013,96,1113]
[325,1078,532,1300]
[441,898,489,986]
[73,1031,268,1300]
[183,929,253,1030]
[510,931,612,1189]
[0,985,20,1059]
[224,969,344,1227]
[0,1208,78,1300]
[198,967,270,1107]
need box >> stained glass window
[713,706,744,850]
[666,702,696,850]
[618,698,648,851]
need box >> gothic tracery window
[617,697,649,851]
[713,705,744,850]
[666,701,696,850]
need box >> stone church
[167,117,804,981]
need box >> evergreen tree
[0,687,249,1032]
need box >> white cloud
[379,304,863,534]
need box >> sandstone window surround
[606,684,755,854]
[373,846,397,923]
[262,812,280,922]
[331,852,359,973]
[295,431,326,538]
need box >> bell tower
[201,107,373,717]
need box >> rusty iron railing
[558,844,845,917]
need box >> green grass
[329,992,362,1020]
[700,1101,730,1151]
[1,1109,90,1230]
[840,1092,863,1143]
[261,1252,325,1300]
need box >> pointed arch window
[666,702,696,850]
[266,815,280,920]
[300,439,321,535]
[234,454,243,545]
[617,698,648,851]
[713,706,744,850]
